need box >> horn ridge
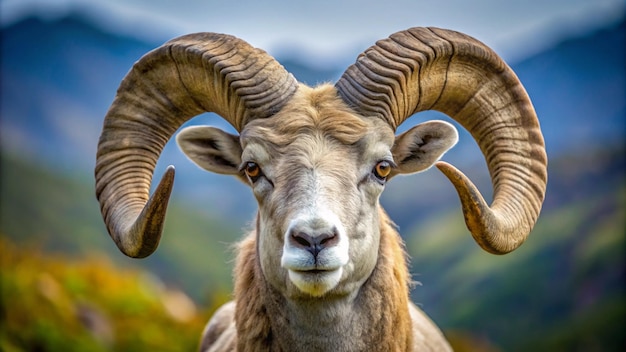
[95,33,298,257]
[336,27,547,254]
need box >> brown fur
[235,208,411,351]
[241,85,369,148]
[200,208,450,351]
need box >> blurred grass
[0,237,229,351]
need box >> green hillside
[408,147,626,351]
[0,153,240,303]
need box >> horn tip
[436,161,526,255]
[118,165,176,258]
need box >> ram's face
[241,100,396,299]
[177,84,458,298]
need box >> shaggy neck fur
[233,208,413,351]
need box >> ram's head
[95,29,547,299]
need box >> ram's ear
[391,120,458,176]
[176,126,242,176]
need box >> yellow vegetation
[0,237,228,352]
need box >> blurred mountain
[513,19,625,155]
[0,15,155,169]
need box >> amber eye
[373,160,392,180]
[244,162,262,181]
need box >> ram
[95,27,547,351]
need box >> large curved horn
[95,33,298,258]
[336,27,547,254]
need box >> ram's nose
[289,228,339,259]
[281,210,349,274]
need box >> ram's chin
[288,268,343,297]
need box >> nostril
[292,232,314,248]
[318,231,338,247]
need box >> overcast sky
[2,0,625,64]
